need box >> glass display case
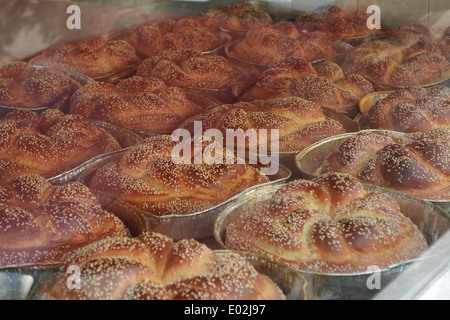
[0,0,449,301]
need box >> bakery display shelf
[75,149,292,240]
[214,182,450,300]
[294,130,450,213]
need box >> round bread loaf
[68,76,204,133]
[0,61,82,109]
[225,172,428,273]
[87,135,270,216]
[0,174,129,267]
[359,86,450,132]
[0,109,121,181]
[29,36,141,79]
[41,231,285,300]
[317,129,450,200]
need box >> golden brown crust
[135,49,258,101]
[319,11,381,38]
[0,109,121,181]
[122,18,230,56]
[0,174,129,267]
[360,86,450,132]
[240,59,374,114]
[341,40,450,87]
[29,36,141,79]
[68,76,204,133]
[199,97,349,152]
[41,232,285,300]
[228,24,335,65]
[199,2,273,32]
[87,135,270,216]
[225,172,428,273]
[0,61,82,109]
[318,129,450,200]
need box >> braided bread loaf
[29,36,141,79]
[380,23,450,59]
[225,172,428,273]
[341,40,450,87]
[0,174,129,267]
[319,11,381,39]
[68,76,204,133]
[240,58,374,115]
[0,109,121,181]
[280,4,345,24]
[120,18,231,57]
[199,97,350,153]
[359,86,450,132]
[135,49,258,103]
[317,129,450,200]
[227,23,335,66]
[87,134,270,216]
[437,26,450,58]
[0,61,82,109]
[199,2,273,32]
[42,231,285,300]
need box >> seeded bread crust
[42,232,285,300]
[225,172,428,273]
[318,129,450,200]
[0,174,129,268]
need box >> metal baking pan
[294,130,450,213]
[0,66,95,118]
[0,272,34,300]
[75,149,291,240]
[47,120,143,186]
[214,182,450,300]
[18,247,307,300]
[24,38,142,84]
